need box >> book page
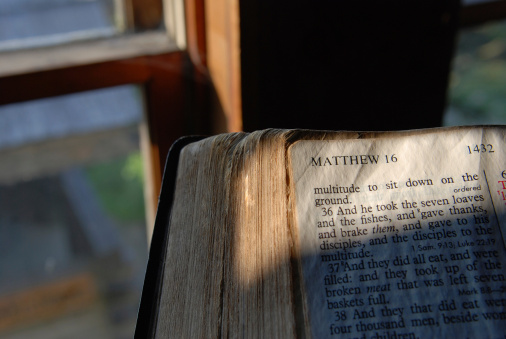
[290,128,506,338]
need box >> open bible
[136,127,506,338]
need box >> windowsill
[0,30,179,78]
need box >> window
[0,0,120,51]
[444,0,506,125]
[0,86,150,338]
[445,18,506,125]
[0,1,188,337]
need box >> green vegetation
[86,152,145,223]
[448,20,506,124]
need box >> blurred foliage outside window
[0,83,147,338]
[445,19,506,125]
[86,152,145,223]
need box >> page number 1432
[467,144,494,154]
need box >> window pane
[0,0,120,51]
[0,85,148,338]
[444,19,506,125]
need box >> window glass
[0,0,121,51]
[0,85,148,338]
[445,19,506,125]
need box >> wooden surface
[127,0,164,31]
[0,49,191,223]
[141,52,187,210]
[204,0,242,133]
[0,31,176,78]
[182,0,211,138]
[0,56,150,105]
[185,0,207,70]
[0,273,97,333]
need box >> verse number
[467,144,494,154]
[328,263,339,273]
[322,207,333,216]
[335,310,347,321]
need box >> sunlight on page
[290,128,506,338]
[233,136,292,286]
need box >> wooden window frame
[0,0,196,235]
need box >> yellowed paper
[291,128,506,338]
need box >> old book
[136,127,506,338]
